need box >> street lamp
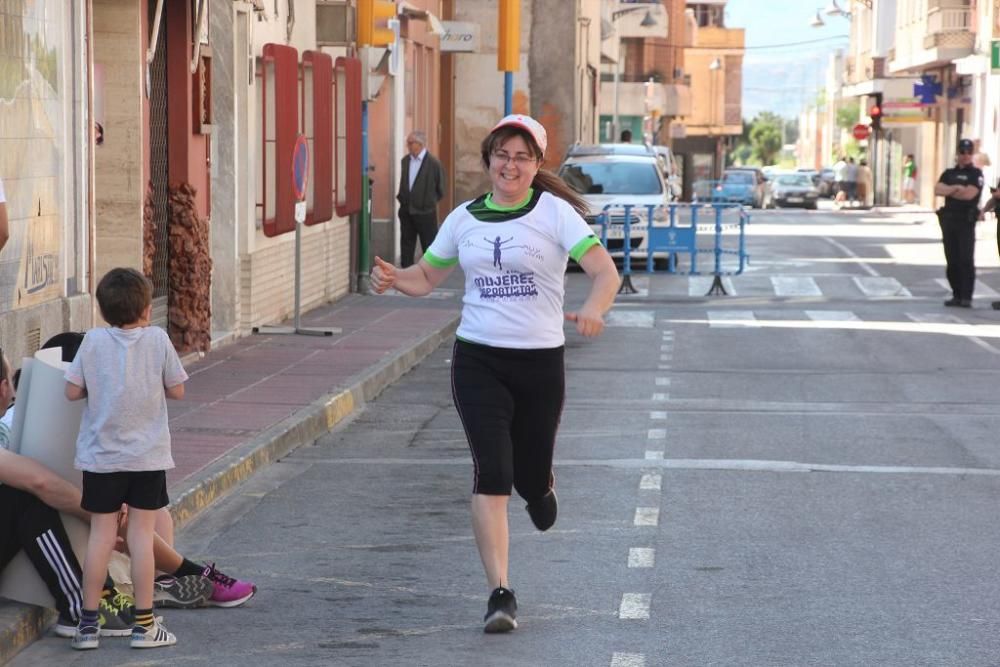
[610,8,658,142]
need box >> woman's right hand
[370,256,397,294]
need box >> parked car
[817,168,836,197]
[769,173,820,209]
[716,168,769,208]
[559,147,671,260]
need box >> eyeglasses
[958,149,974,155]
[491,150,537,167]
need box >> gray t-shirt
[65,326,188,473]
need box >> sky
[723,0,852,121]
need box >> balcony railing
[890,4,974,71]
[923,7,975,50]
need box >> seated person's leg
[0,484,83,628]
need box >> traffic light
[358,0,396,47]
[868,93,883,131]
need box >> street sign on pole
[852,123,870,141]
[253,133,340,338]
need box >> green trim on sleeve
[569,235,602,262]
[423,250,459,268]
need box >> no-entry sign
[852,123,870,140]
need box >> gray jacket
[397,151,445,215]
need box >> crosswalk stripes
[804,310,861,321]
[707,311,759,327]
[770,276,822,296]
[853,276,912,297]
[688,275,736,296]
[934,278,1000,299]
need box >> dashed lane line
[633,507,659,526]
[618,593,652,619]
[639,473,662,490]
[611,653,646,667]
[627,548,655,568]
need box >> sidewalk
[0,285,462,664]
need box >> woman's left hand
[565,306,605,337]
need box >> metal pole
[360,100,371,283]
[293,217,302,329]
[504,72,513,115]
[612,40,620,141]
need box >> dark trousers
[0,485,84,622]
[398,209,438,268]
[450,340,565,500]
[938,209,976,301]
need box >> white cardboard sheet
[0,347,89,608]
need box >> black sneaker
[484,587,518,633]
[53,612,77,638]
[525,489,558,531]
[944,298,961,307]
[153,574,213,608]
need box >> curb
[168,312,459,530]
[0,312,460,665]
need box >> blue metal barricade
[595,202,750,295]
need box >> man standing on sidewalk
[935,138,984,308]
[396,131,445,268]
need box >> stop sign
[853,123,871,140]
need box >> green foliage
[729,112,789,167]
[836,100,860,131]
[750,122,783,166]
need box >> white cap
[492,114,547,155]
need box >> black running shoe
[944,298,972,308]
[525,489,558,531]
[483,587,518,633]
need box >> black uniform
[937,164,984,303]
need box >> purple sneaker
[202,563,257,607]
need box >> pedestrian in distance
[397,130,445,268]
[0,176,9,252]
[370,114,619,633]
[832,156,848,206]
[934,139,984,308]
[619,128,633,143]
[902,154,918,204]
[845,156,859,206]
[857,158,873,208]
[65,267,189,650]
[981,179,1000,310]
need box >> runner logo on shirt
[465,235,542,301]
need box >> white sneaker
[130,619,177,649]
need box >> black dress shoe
[944,298,961,307]
[991,301,1000,310]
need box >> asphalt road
[15,204,1000,666]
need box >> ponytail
[531,170,589,218]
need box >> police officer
[934,138,984,307]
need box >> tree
[750,121,782,166]
[836,100,860,131]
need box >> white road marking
[660,344,672,351]
[907,312,1000,354]
[708,310,759,328]
[618,593,652,619]
[821,236,880,276]
[853,276,912,297]
[651,393,668,401]
[935,278,1000,298]
[771,275,822,296]
[628,548,655,568]
[655,377,670,386]
[606,310,655,328]
[327,457,1000,477]
[649,411,667,420]
[657,364,671,370]
[611,653,646,667]
[805,310,861,322]
[639,473,662,490]
[647,429,666,440]
[633,507,659,526]
[660,353,672,362]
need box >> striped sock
[78,609,99,634]
[134,609,154,631]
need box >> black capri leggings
[451,339,565,500]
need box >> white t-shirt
[65,326,188,473]
[425,190,599,349]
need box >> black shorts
[451,339,565,499]
[81,470,169,513]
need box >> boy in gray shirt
[65,268,188,650]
